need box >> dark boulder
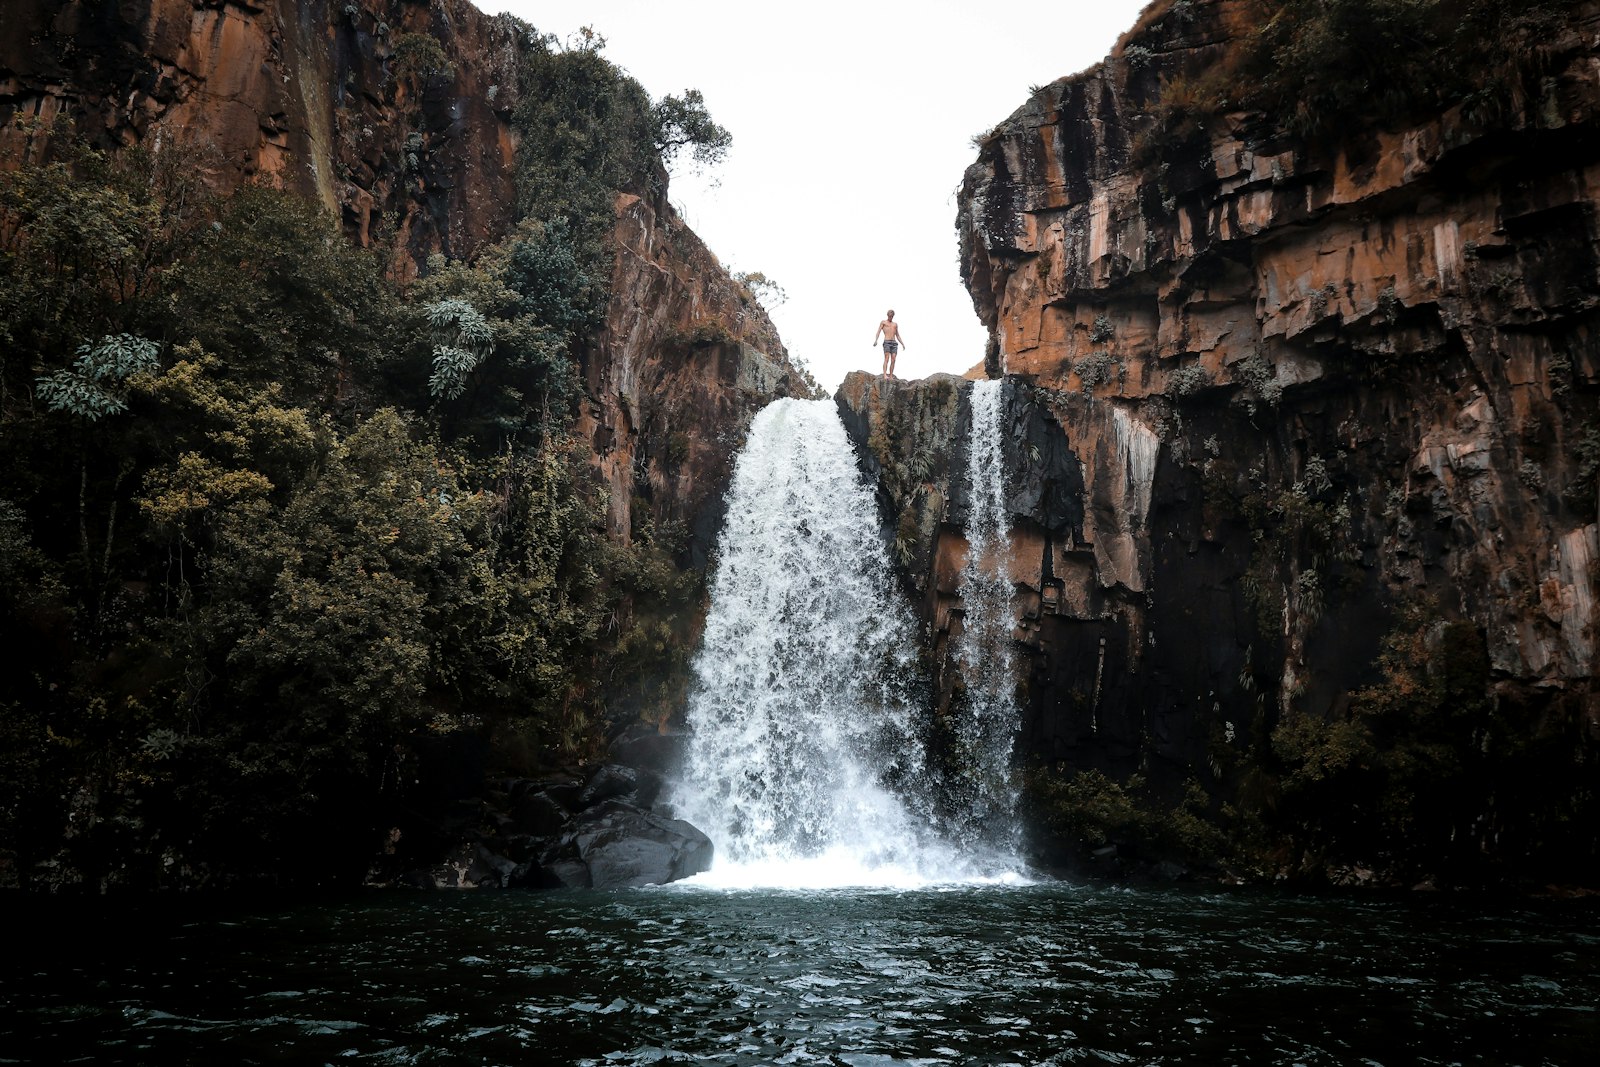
[509,789,569,837]
[533,775,584,811]
[607,725,687,777]
[562,801,713,888]
[576,763,664,811]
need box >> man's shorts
[882,341,899,354]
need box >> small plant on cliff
[1234,353,1283,411]
[664,318,737,347]
[733,270,787,309]
[1130,65,1236,168]
[1308,282,1339,320]
[1074,351,1120,396]
[391,32,454,83]
[1564,420,1600,519]
[1089,315,1116,343]
[1168,363,1212,398]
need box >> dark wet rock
[566,801,713,889]
[534,776,584,812]
[608,724,687,777]
[472,845,522,889]
[509,790,569,838]
[576,763,664,812]
[538,854,594,890]
[577,764,642,809]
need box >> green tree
[167,186,398,405]
[654,89,732,170]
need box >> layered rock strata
[845,0,1599,878]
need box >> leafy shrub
[36,334,160,420]
[169,186,397,400]
[426,298,494,400]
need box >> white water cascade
[673,397,1021,888]
[948,378,1022,852]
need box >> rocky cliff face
[2,0,521,269]
[1,0,799,568]
[0,0,800,890]
[844,0,1600,883]
[582,190,798,565]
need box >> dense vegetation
[1130,0,1588,160]
[0,28,732,891]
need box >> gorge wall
[0,0,800,567]
[841,0,1600,886]
[0,0,802,889]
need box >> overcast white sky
[490,1,1151,389]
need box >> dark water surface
[4,882,1596,1065]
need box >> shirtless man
[872,310,907,379]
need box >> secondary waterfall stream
[947,378,1022,852]
[672,394,1021,886]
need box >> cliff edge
[847,0,1599,887]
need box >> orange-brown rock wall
[1,0,801,563]
[1,0,524,273]
[580,188,801,563]
[843,1,1600,855]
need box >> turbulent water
[672,391,1035,886]
[7,886,1595,1066]
[949,378,1022,852]
[673,397,970,885]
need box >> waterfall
[673,398,927,884]
[673,397,1020,888]
[947,378,1022,852]
[672,396,1024,889]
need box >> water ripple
[3,884,1597,1065]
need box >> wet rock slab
[396,755,710,891]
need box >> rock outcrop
[2,0,522,271]
[582,188,802,567]
[844,0,1600,883]
[0,0,803,563]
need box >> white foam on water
[675,850,1035,892]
